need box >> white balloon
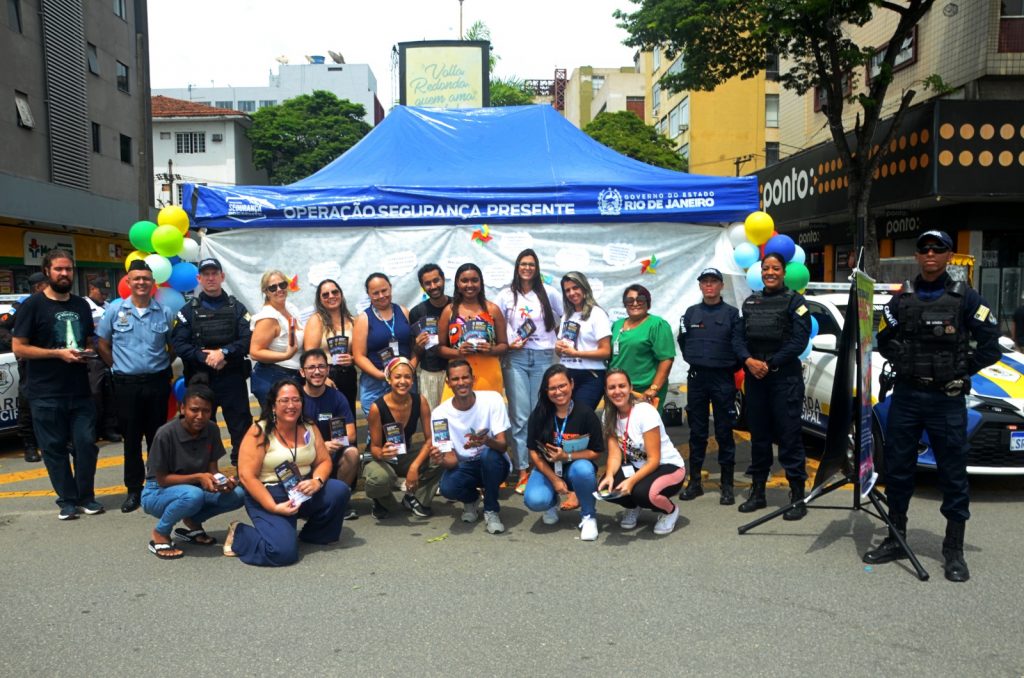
[791,244,806,265]
[727,223,748,248]
[179,237,201,262]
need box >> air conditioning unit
[678,124,689,134]
[211,134,223,142]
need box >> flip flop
[148,540,184,560]
[223,521,239,557]
[174,527,217,546]
[560,492,580,511]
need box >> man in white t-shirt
[431,359,511,534]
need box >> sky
[148,0,639,107]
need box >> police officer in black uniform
[170,257,253,465]
[865,230,1000,582]
[733,252,812,520]
[677,267,742,505]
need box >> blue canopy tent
[184,105,758,228]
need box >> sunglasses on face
[624,297,648,306]
[917,245,949,254]
[266,282,288,293]
[320,289,341,299]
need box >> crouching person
[141,374,246,560]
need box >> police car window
[835,305,884,347]
[806,302,840,337]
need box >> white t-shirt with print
[615,402,684,469]
[558,306,612,370]
[251,301,304,370]
[497,285,564,350]
[431,390,511,461]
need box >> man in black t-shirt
[12,250,103,520]
[410,263,450,409]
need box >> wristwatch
[567,452,574,463]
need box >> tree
[464,20,535,107]
[616,0,938,274]
[584,111,688,171]
[248,90,371,185]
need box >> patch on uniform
[877,315,887,332]
[176,311,187,324]
[973,305,990,322]
[795,305,808,316]
[243,312,251,321]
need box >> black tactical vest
[191,296,237,348]
[743,289,793,360]
[682,305,736,368]
[893,280,969,383]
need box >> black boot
[719,465,735,505]
[738,478,766,513]
[942,520,970,583]
[783,479,807,521]
[862,513,909,564]
[679,468,704,500]
[23,446,41,463]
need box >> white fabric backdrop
[200,222,752,384]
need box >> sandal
[174,527,217,546]
[148,540,184,560]
[560,492,580,511]
[223,521,239,557]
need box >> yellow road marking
[0,455,127,485]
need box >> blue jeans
[358,373,390,417]
[503,348,555,470]
[439,449,511,513]
[141,479,246,536]
[250,363,300,412]
[523,459,597,519]
[30,396,98,508]
[566,368,605,412]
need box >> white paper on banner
[482,264,510,289]
[499,231,533,256]
[308,261,343,287]
[554,248,590,273]
[588,277,605,298]
[603,243,636,268]
[382,250,418,278]
[441,256,463,280]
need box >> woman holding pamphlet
[522,365,603,541]
[555,271,611,411]
[249,270,304,407]
[352,273,414,416]
[608,284,675,414]
[225,380,351,566]
[363,358,442,519]
[597,369,685,536]
[438,263,508,395]
[304,279,357,411]
[497,249,564,494]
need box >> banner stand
[737,266,929,581]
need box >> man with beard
[409,263,450,409]
[12,250,104,520]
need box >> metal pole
[459,0,464,39]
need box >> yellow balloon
[158,205,190,234]
[744,211,775,245]
[124,249,147,272]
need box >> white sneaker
[484,510,505,534]
[620,507,641,530]
[461,499,480,523]
[542,506,559,525]
[579,516,599,541]
[653,506,680,535]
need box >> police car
[0,294,23,434]
[735,283,1024,475]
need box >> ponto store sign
[761,166,815,211]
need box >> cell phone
[76,349,98,359]
[213,472,228,486]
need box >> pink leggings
[607,464,686,514]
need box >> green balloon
[784,262,811,291]
[151,224,184,257]
[129,220,158,253]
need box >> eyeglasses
[916,245,949,254]
[266,282,288,293]
[320,289,341,299]
[624,297,648,306]
[275,397,302,405]
[518,262,537,268]
[547,382,571,393]
[303,365,328,372]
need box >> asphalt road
[1,397,1022,677]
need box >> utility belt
[899,375,968,397]
[112,367,172,384]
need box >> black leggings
[606,464,686,514]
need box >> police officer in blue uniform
[865,230,1000,582]
[170,258,253,466]
[677,267,742,505]
[734,252,812,520]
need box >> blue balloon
[746,262,764,292]
[168,256,181,265]
[810,315,819,339]
[173,376,186,403]
[155,286,186,314]
[733,242,760,270]
[167,261,199,294]
[799,340,812,361]
[764,233,797,262]
[791,244,806,265]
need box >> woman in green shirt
[609,284,675,413]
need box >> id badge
[612,339,620,356]
[554,461,563,477]
[621,464,635,478]
[389,340,400,356]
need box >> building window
[116,61,129,93]
[651,83,661,114]
[813,75,852,112]
[678,143,689,161]
[625,95,645,119]
[120,134,132,163]
[86,43,100,75]
[1000,0,1024,51]
[765,94,779,128]
[591,76,605,94]
[112,0,126,19]
[652,48,661,72]
[237,100,255,112]
[159,131,171,140]
[213,100,232,109]
[667,55,684,76]
[868,27,917,81]
[765,141,780,166]
[175,131,206,154]
[14,91,34,129]
[258,99,277,108]
[91,122,101,152]
[8,0,22,33]
[765,53,780,81]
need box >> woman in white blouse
[249,269,304,408]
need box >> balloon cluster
[122,206,200,314]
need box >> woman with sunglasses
[608,284,675,413]
[497,249,563,494]
[304,279,357,411]
[555,271,611,411]
[438,263,508,397]
[522,365,603,541]
[352,272,414,417]
[249,270,304,408]
[734,252,811,519]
